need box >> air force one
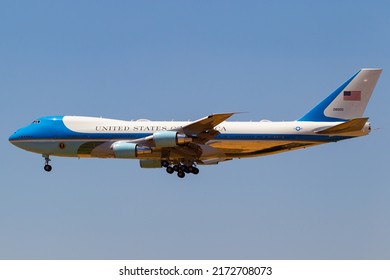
[9,68,382,178]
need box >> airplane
[9,68,382,178]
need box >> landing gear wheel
[191,167,199,175]
[42,155,52,172]
[173,165,179,172]
[162,160,170,168]
[177,171,185,178]
[44,165,52,172]
[166,166,174,174]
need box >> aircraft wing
[177,112,235,144]
[131,112,235,146]
[180,113,234,134]
[111,113,235,163]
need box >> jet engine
[153,131,192,147]
[112,142,152,158]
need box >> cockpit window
[32,120,41,124]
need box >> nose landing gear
[43,155,52,172]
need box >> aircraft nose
[9,130,22,145]
[9,131,19,142]
[9,127,31,145]
[8,127,35,151]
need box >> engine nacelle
[112,142,152,158]
[139,159,162,168]
[153,131,192,147]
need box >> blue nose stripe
[8,116,70,141]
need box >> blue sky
[1,0,389,259]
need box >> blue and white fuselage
[9,116,369,158]
[9,69,382,178]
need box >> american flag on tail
[343,91,361,101]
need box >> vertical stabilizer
[298,68,382,122]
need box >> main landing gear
[162,160,199,178]
[43,155,52,172]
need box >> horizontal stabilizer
[315,118,369,135]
